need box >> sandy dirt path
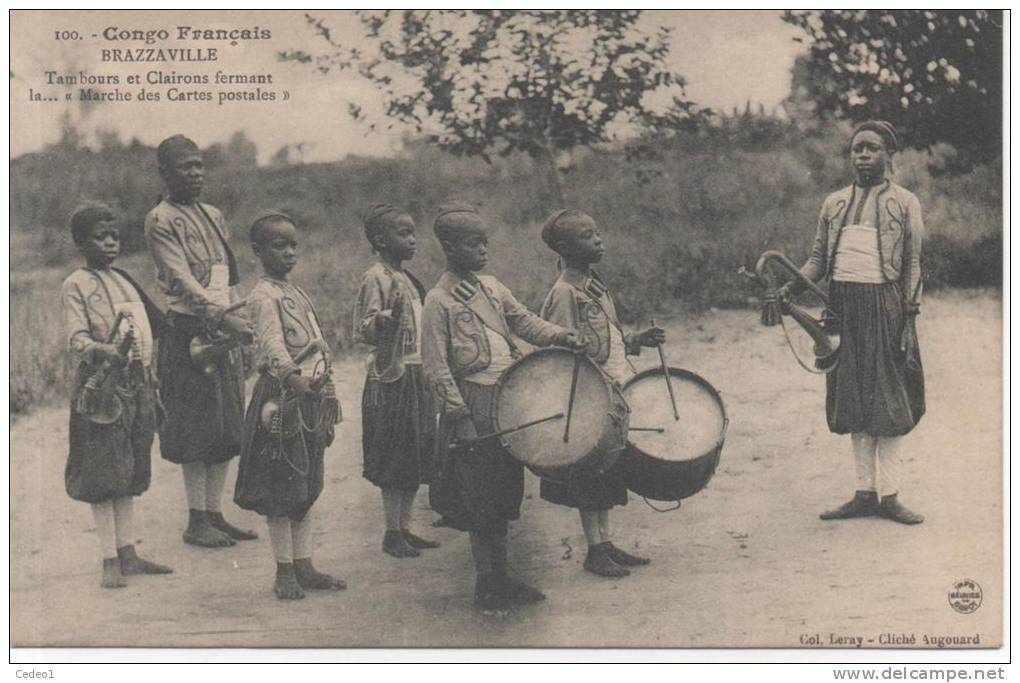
[10,290,1002,649]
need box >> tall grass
[10,123,1002,417]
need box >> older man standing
[145,134,258,548]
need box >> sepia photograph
[8,9,1006,659]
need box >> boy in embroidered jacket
[421,203,584,612]
[144,134,257,548]
[354,204,439,559]
[539,209,665,577]
[62,203,173,588]
[234,212,345,600]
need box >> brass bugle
[754,250,840,372]
[258,339,333,430]
[189,299,251,374]
[77,311,133,424]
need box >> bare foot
[606,543,650,567]
[117,545,173,575]
[274,563,305,600]
[183,512,236,548]
[294,558,346,591]
[208,511,258,541]
[383,530,420,558]
[583,543,630,578]
[101,558,127,589]
[402,529,440,549]
[501,575,546,604]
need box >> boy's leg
[114,496,172,575]
[580,509,601,546]
[206,460,257,541]
[292,511,345,590]
[582,509,628,578]
[469,531,493,575]
[599,510,650,566]
[382,488,402,530]
[400,487,439,549]
[182,462,234,547]
[598,509,611,543]
[91,500,126,588]
[112,495,134,549]
[470,529,508,611]
[182,460,207,508]
[382,488,418,557]
[876,436,923,524]
[493,522,545,604]
[267,515,303,600]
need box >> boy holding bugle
[62,203,173,588]
[354,204,439,559]
[234,212,344,599]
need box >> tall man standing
[145,134,258,547]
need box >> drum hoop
[622,366,727,422]
[622,366,729,453]
[493,347,626,472]
[492,346,614,432]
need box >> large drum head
[623,368,726,463]
[494,348,616,474]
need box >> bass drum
[614,367,728,502]
[493,347,629,480]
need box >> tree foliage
[783,10,1003,164]
[282,10,704,201]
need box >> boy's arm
[248,288,299,381]
[62,278,111,365]
[144,211,227,324]
[421,297,470,421]
[353,272,386,346]
[498,281,569,347]
[903,194,924,313]
[540,284,577,328]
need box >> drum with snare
[493,347,629,480]
[614,367,728,502]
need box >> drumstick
[452,412,565,454]
[563,351,582,443]
[483,412,565,442]
[629,426,666,433]
[651,318,680,421]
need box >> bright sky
[10,10,804,163]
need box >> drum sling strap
[567,273,638,375]
[452,279,522,358]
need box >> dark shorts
[66,367,155,504]
[234,373,336,521]
[429,381,524,533]
[361,364,435,490]
[539,464,628,511]
[157,312,245,465]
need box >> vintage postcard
[9,9,1004,654]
